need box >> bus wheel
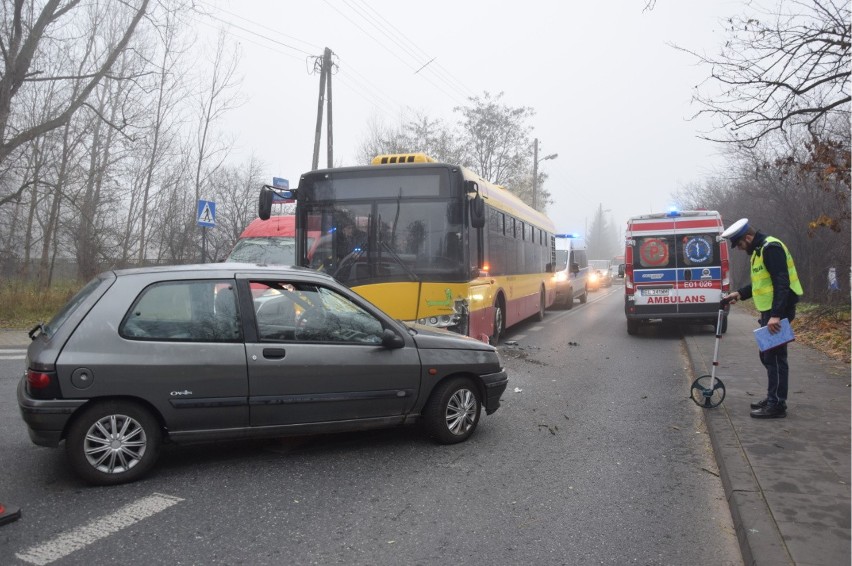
[536,288,546,321]
[490,299,505,345]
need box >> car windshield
[589,260,610,270]
[227,237,313,266]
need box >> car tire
[565,288,574,310]
[423,377,481,444]
[490,298,504,345]
[579,286,588,304]
[66,400,162,486]
[627,318,640,335]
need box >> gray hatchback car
[18,264,508,485]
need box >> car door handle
[263,348,286,359]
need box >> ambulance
[623,210,730,334]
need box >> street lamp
[532,138,557,210]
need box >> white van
[552,234,589,309]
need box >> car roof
[107,262,335,282]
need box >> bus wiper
[379,239,419,282]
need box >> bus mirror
[258,187,274,220]
[470,193,485,229]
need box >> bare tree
[0,0,151,207]
[455,91,535,187]
[683,0,850,146]
[190,30,242,261]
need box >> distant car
[588,260,613,290]
[18,264,508,485]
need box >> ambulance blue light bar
[666,207,681,217]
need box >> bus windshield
[299,169,465,285]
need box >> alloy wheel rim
[84,414,147,474]
[445,389,476,435]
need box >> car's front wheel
[66,400,162,486]
[423,377,482,444]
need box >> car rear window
[120,280,241,342]
[43,276,109,337]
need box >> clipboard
[753,318,795,352]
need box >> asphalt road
[0,286,742,565]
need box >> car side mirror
[570,262,580,274]
[618,264,625,277]
[545,262,553,273]
[381,328,405,349]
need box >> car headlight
[556,272,568,282]
[589,273,599,282]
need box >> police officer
[721,218,804,418]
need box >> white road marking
[0,348,26,360]
[15,493,184,565]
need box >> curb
[684,334,793,566]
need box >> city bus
[258,153,557,344]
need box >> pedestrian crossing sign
[197,200,216,227]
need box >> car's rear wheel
[423,377,481,444]
[66,401,161,486]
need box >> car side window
[120,280,241,342]
[251,280,384,344]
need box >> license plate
[641,288,669,296]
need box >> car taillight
[27,370,53,390]
[721,257,730,292]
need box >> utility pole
[312,47,334,170]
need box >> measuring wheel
[690,375,726,408]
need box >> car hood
[404,323,495,351]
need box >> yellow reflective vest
[750,236,804,311]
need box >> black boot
[750,404,786,419]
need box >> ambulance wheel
[627,319,640,335]
[690,375,726,408]
[565,289,574,310]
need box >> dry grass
[791,304,851,363]
[0,280,82,329]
